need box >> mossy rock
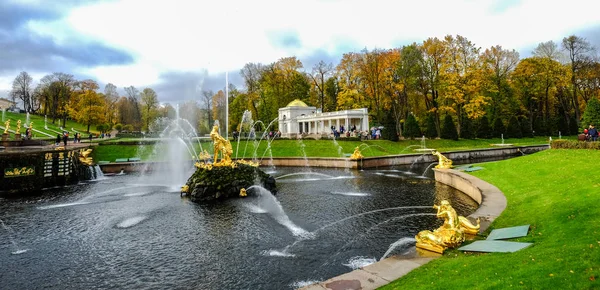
[184,163,277,203]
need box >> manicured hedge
[551,139,600,149]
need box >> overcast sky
[1,0,599,104]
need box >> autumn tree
[140,88,159,131]
[212,90,227,132]
[124,86,142,130]
[417,38,446,137]
[481,45,519,120]
[309,60,333,112]
[581,97,600,129]
[562,35,594,122]
[104,83,119,125]
[68,79,106,132]
[10,71,34,112]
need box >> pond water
[0,165,477,289]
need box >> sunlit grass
[381,149,600,289]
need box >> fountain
[415,200,480,253]
[414,135,435,153]
[44,115,48,130]
[432,150,453,169]
[181,122,276,202]
[1,108,5,121]
[491,133,513,147]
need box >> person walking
[63,132,68,146]
[56,133,61,145]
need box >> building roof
[286,99,308,107]
[0,98,15,104]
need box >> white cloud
[6,0,600,93]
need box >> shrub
[96,124,105,132]
[403,113,421,139]
[381,111,399,141]
[506,116,522,138]
[492,118,506,138]
[441,115,458,140]
[551,139,600,150]
[114,123,123,132]
[123,124,134,132]
[477,116,491,139]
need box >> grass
[91,136,559,162]
[0,111,99,139]
[380,149,600,289]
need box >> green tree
[477,115,491,138]
[506,116,522,138]
[425,114,437,138]
[441,115,458,140]
[581,97,600,129]
[519,117,533,138]
[381,110,399,141]
[403,113,420,139]
[492,118,505,138]
[460,116,475,139]
[140,88,159,132]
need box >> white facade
[278,99,369,138]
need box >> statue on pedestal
[4,119,10,134]
[210,123,233,167]
[16,120,21,134]
[350,146,364,160]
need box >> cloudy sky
[1,0,599,104]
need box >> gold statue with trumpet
[415,200,480,253]
[78,148,94,166]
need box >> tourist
[89,134,93,142]
[589,125,598,141]
[63,132,68,146]
[56,133,61,145]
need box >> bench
[115,158,128,163]
[128,158,141,162]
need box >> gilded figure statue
[4,119,10,134]
[350,146,364,160]
[78,149,94,166]
[415,200,479,253]
[432,150,453,169]
[239,188,247,197]
[16,120,21,134]
[210,123,233,167]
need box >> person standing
[589,125,598,141]
[56,133,61,145]
[63,132,68,146]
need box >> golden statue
[181,185,189,194]
[415,200,479,253]
[350,146,364,160]
[210,123,233,167]
[432,150,453,169]
[4,119,10,134]
[16,120,21,134]
[239,188,247,197]
[236,159,259,167]
[78,148,94,166]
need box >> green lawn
[381,149,600,289]
[92,137,559,162]
[1,111,99,139]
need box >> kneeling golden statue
[349,146,363,160]
[415,200,480,253]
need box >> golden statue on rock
[16,120,21,134]
[4,119,10,134]
[432,150,453,169]
[210,123,233,167]
[350,146,364,160]
[415,200,480,253]
[78,148,94,166]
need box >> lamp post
[225,71,228,139]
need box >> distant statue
[3,119,9,134]
[432,150,453,169]
[350,146,364,160]
[78,149,94,166]
[239,188,247,197]
[415,200,480,253]
[210,123,233,166]
[16,120,21,134]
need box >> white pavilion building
[278,99,369,138]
